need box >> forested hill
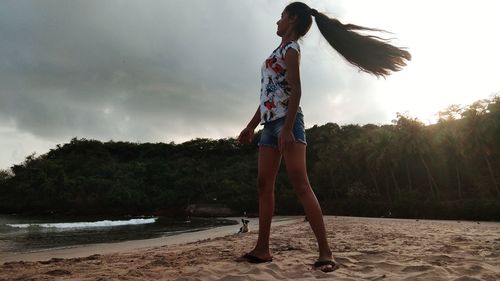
[1,95,499,220]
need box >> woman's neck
[280,33,299,46]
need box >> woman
[237,2,410,272]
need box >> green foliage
[0,95,499,220]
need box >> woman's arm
[246,106,261,130]
[279,48,301,151]
[238,106,261,144]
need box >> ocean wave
[6,218,158,229]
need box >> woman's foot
[318,250,332,261]
[235,249,272,263]
[314,259,339,272]
[314,251,337,272]
[235,253,272,263]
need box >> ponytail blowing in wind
[285,2,411,78]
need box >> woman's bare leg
[248,146,282,260]
[283,143,332,261]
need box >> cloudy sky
[1,0,499,169]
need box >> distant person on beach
[237,219,250,234]
[237,2,410,272]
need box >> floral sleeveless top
[259,41,302,124]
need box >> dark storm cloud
[0,0,280,140]
[1,0,389,168]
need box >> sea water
[0,214,238,254]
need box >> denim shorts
[258,112,307,147]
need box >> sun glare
[331,0,500,124]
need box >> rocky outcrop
[185,204,235,217]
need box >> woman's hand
[278,128,295,153]
[238,127,254,144]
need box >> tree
[395,113,440,200]
[462,99,500,198]
[436,116,465,200]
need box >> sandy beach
[1,216,499,280]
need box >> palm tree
[358,126,382,196]
[365,126,401,202]
[311,123,343,200]
[462,100,500,198]
[437,105,467,200]
[436,121,465,199]
[395,113,440,200]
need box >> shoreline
[1,216,300,263]
[1,216,499,280]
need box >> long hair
[285,2,411,78]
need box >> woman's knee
[288,174,311,198]
[288,171,308,186]
[257,175,275,194]
[293,183,312,199]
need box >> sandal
[235,253,273,264]
[314,260,339,272]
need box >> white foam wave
[7,218,157,229]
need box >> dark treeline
[1,95,499,220]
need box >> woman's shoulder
[281,40,300,50]
[280,41,300,57]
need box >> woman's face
[276,10,295,37]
